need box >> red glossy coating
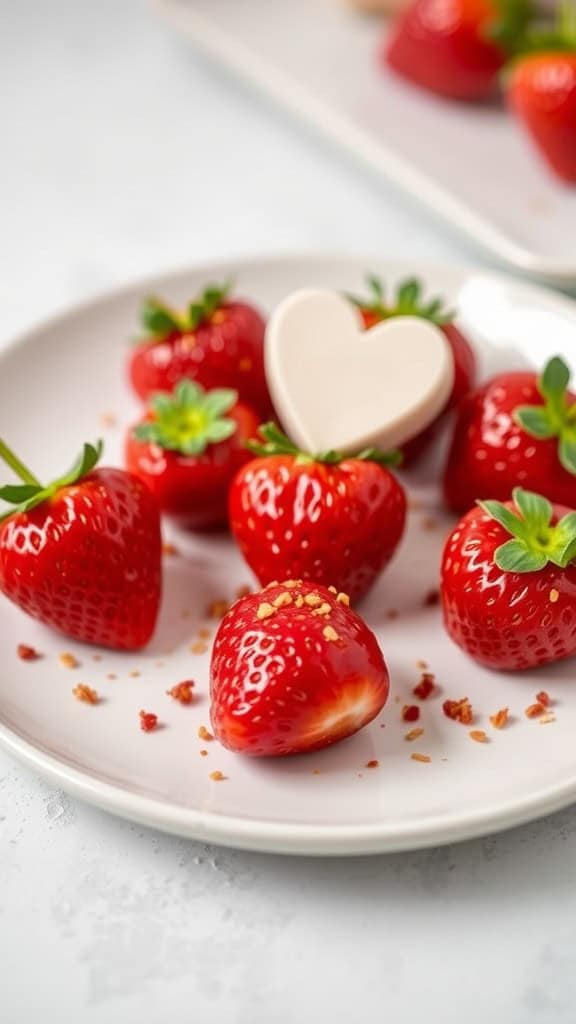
[128,300,273,418]
[210,581,390,756]
[125,401,260,530]
[441,503,576,670]
[0,469,161,650]
[443,372,576,513]
[229,457,407,603]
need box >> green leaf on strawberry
[348,274,455,326]
[478,486,576,573]
[0,439,103,520]
[134,380,238,456]
[246,422,402,468]
[514,356,576,475]
[140,281,233,340]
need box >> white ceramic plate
[1,254,576,856]
[155,0,576,287]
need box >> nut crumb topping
[323,625,339,642]
[413,672,436,700]
[209,770,226,781]
[273,592,293,608]
[59,652,79,669]
[536,690,551,707]
[256,602,276,620]
[443,697,473,724]
[312,602,332,617]
[411,753,431,763]
[328,586,337,594]
[469,730,488,743]
[139,710,158,732]
[73,684,99,704]
[190,641,209,655]
[200,749,208,756]
[416,660,428,670]
[282,580,301,588]
[304,593,322,607]
[539,714,556,725]
[198,725,214,741]
[549,588,560,603]
[294,595,304,608]
[366,759,379,768]
[129,670,141,678]
[106,673,117,681]
[489,707,509,729]
[525,702,546,719]
[405,727,424,742]
[207,598,230,620]
[167,680,195,705]
[336,592,350,606]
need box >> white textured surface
[2,1,576,1021]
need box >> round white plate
[1,254,576,856]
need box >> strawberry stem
[0,438,41,487]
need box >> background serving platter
[155,0,576,287]
[1,253,576,856]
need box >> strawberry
[210,580,390,755]
[125,381,260,530]
[0,439,161,650]
[443,356,576,512]
[229,424,407,603]
[507,41,576,182]
[384,0,531,101]
[441,487,576,669]
[128,281,273,418]
[349,275,476,462]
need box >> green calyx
[505,1,576,56]
[140,280,233,340]
[246,422,402,468]
[134,380,238,456]
[479,487,576,573]
[485,0,534,56]
[513,356,576,476]
[0,439,103,520]
[348,274,454,327]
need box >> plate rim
[2,250,576,856]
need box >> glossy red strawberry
[441,487,576,669]
[384,0,531,101]
[444,356,576,513]
[229,424,407,603]
[350,275,476,463]
[125,381,260,530]
[210,580,390,756]
[128,281,272,418]
[508,49,576,182]
[0,440,161,650]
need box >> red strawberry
[125,381,260,530]
[441,487,576,670]
[443,356,576,513]
[0,440,161,650]
[507,48,576,182]
[128,281,272,418]
[210,580,390,756]
[229,424,407,603]
[384,0,531,101]
[349,275,476,462]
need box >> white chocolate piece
[265,289,454,455]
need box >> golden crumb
[200,749,208,757]
[404,727,424,742]
[273,592,293,608]
[283,580,300,588]
[294,595,304,608]
[162,541,179,556]
[313,602,332,617]
[264,580,279,589]
[366,759,379,769]
[469,730,489,743]
[190,641,209,655]
[209,771,226,781]
[323,625,339,642]
[416,660,428,670]
[421,516,438,531]
[304,593,322,607]
[549,588,560,603]
[312,768,321,775]
[386,609,398,620]
[256,602,276,621]
[166,681,195,705]
[525,702,546,719]
[490,707,509,729]
[129,671,141,678]
[106,673,117,681]
[207,598,230,620]
[336,592,350,606]
[411,753,431,763]
[198,725,214,741]
[59,652,79,670]
[539,714,556,725]
[328,586,337,594]
[198,627,211,640]
[72,684,99,705]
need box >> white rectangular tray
[156,0,576,286]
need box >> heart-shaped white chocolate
[265,289,455,454]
